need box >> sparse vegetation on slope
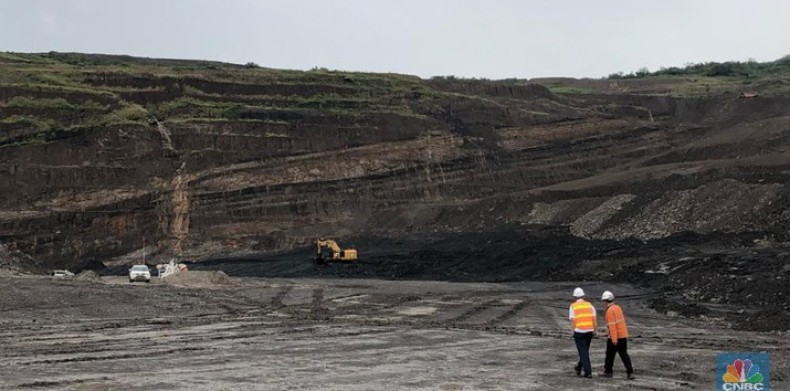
[609,56,790,79]
[0,52,467,146]
[521,56,790,97]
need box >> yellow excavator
[315,238,358,265]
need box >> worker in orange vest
[600,290,635,379]
[569,287,596,378]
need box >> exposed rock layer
[2,54,790,270]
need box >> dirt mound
[75,270,101,282]
[162,270,233,286]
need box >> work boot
[598,372,613,378]
[627,373,636,380]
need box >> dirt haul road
[0,275,786,390]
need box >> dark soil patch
[188,228,789,331]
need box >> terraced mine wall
[2,54,790,274]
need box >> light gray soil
[0,275,786,390]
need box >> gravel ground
[0,275,786,390]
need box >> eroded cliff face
[2,53,790,270]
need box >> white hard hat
[601,291,614,301]
[573,287,585,298]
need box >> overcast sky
[1,0,789,79]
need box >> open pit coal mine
[0,53,788,390]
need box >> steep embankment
[2,52,790,274]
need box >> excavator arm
[316,239,342,255]
[315,238,358,265]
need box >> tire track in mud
[311,288,326,314]
[382,295,422,310]
[14,376,113,389]
[270,285,294,309]
[2,338,158,358]
[490,300,530,326]
[19,346,210,365]
[207,291,277,316]
[350,294,421,314]
[313,294,423,324]
[443,299,500,325]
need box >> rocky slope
[1,52,790,272]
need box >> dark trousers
[604,338,634,374]
[573,331,593,376]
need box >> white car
[128,265,151,283]
[52,269,74,278]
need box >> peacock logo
[718,353,769,391]
[721,358,765,390]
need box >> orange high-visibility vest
[605,303,629,341]
[571,300,596,332]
